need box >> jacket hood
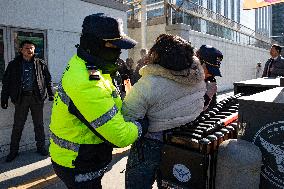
[139,56,205,85]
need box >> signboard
[243,0,284,9]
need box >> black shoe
[37,147,49,156]
[6,152,18,162]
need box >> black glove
[1,99,8,109]
[48,96,54,101]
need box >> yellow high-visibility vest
[49,54,141,168]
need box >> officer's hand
[48,96,54,101]
[1,99,8,109]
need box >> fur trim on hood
[139,56,205,85]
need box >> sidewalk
[0,90,234,189]
[0,147,133,189]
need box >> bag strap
[68,99,116,147]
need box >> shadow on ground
[0,149,52,188]
[0,148,130,188]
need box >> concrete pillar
[215,139,262,189]
[141,0,147,49]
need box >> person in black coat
[132,48,148,84]
[262,44,284,77]
[116,58,135,99]
[1,40,54,162]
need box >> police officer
[196,45,223,111]
[49,13,142,188]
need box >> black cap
[82,13,137,49]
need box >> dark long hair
[148,34,194,71]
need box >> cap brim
[207,65,222,77]
[110,36,137,49]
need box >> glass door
[0,27,47,81]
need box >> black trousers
[52,161,103,189]
[9,94,45,153]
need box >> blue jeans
[125,138,164,189]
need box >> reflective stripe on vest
[57,81,70,106]
[75,166,108,183]
[90,105,118,129]
[50,131,80,152]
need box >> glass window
[0,29,5,80]
[12,30,45,60]
[147,8,164,19]
[231,0,235,21]
[224,0,228,17]
[236,0,240,23]
[216,0,221,14]
[176,0,183,6]
[191,17,201,32]
[146,0,163,4]
[207,0,213,10]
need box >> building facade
[271,3,284,46]
[131,0,271,48]
[254,3,284,48]
[126,0,271,85]
[255,6,272,37]
[0,0,129,83]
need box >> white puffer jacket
[122,57,206,132]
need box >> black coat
[262,56,284,77]
[1,55,53,104]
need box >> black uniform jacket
[1,55,53,104]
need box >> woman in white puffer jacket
[122,34,206,189]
